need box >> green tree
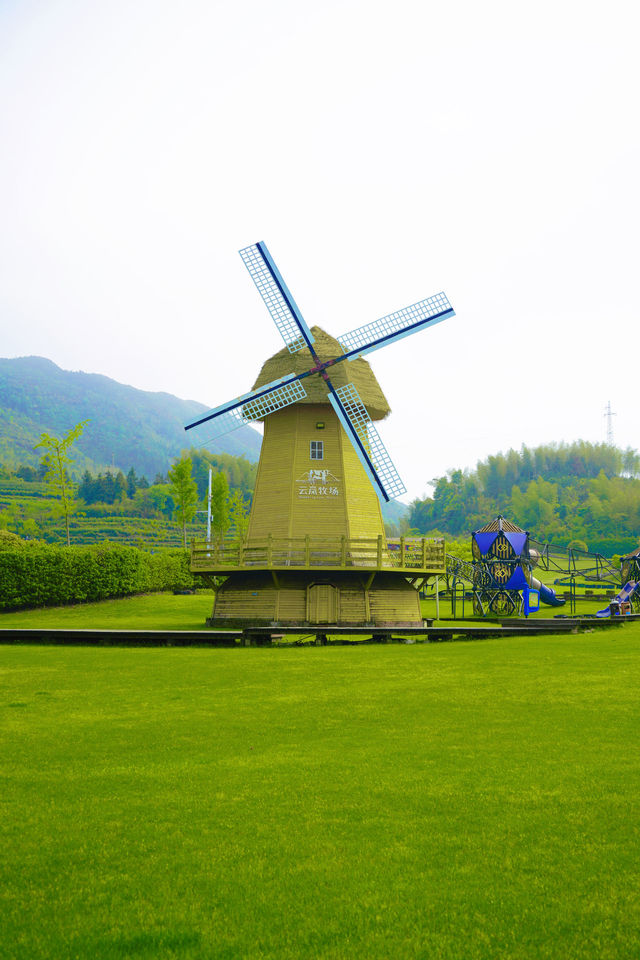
[211,471,230,545]
[114,470,127,501]
[132,483,172,518]
[228,489,249,541]
[34,420,89,546]
[78,469,94,504]
[16,464,38,482]
[568,539,588,552]
[168,456,199,549]
[623,447,640,478]
[126,467,138,498]
[188,448,257,500]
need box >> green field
[0,591,214,631]
[0,588,615,633]
[2,617,639,959]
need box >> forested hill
[0,356,262,478]
[409,442,640,555]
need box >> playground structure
[527,538,640,615]
[621,546,640,585]
[187,241,454,628]
[596,579,640,617]
[595,546,640,617]
[444,516,636,618]
[469,516,564,617]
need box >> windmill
[186,242,455,630]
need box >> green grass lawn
[0,591,215,631]
[2,627,640,959]
[0,587,615,634]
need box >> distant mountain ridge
[0,356,262,478]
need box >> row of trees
[475,442,639,499]
[11,462,159,503]
[14,463,47,482]
[11,423,639,554]
[409,441,640,550]
[3,421,254,548]
[166,456,250,549]
[78,467,150,504]
[74,451,258,508]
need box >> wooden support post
[267,533,272,567]
[421,538,426,570]
[341,536,347,568]
[274,583,280,622]
[305,534,310,567]
[435,576,440,620]
[400,537,405,568]
[377,535,383,568]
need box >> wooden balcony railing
[190,535,445,574]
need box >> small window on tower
[310,441,324,460]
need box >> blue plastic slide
[596,581,639,617]
[530,575,566,607]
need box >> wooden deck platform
[190,535,446,576]
[0,615,627,648]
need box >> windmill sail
[187,239,454,502]
[185,375,307,438]
[327,383,406,502]
[337,293,454,360]
[239,242,316,354]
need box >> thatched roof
[622,546,640,560]
[251,326,390,421]
[475,516,525,534]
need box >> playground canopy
[621,546,640,584]
[474,516,525,534]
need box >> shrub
[0,530,24,551]
[0,542,195,611]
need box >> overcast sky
[1,0,637,502]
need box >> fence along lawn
[2,630,639,960]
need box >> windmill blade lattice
[337,293,454,360]
[239,242,315,354]
[185,375,307,438]
[327,383,406,501]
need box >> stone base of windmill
[206,571,423,629]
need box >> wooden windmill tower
[187,242,455,629]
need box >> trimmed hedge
[0,542,196,611]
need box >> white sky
[1,0,638,502]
